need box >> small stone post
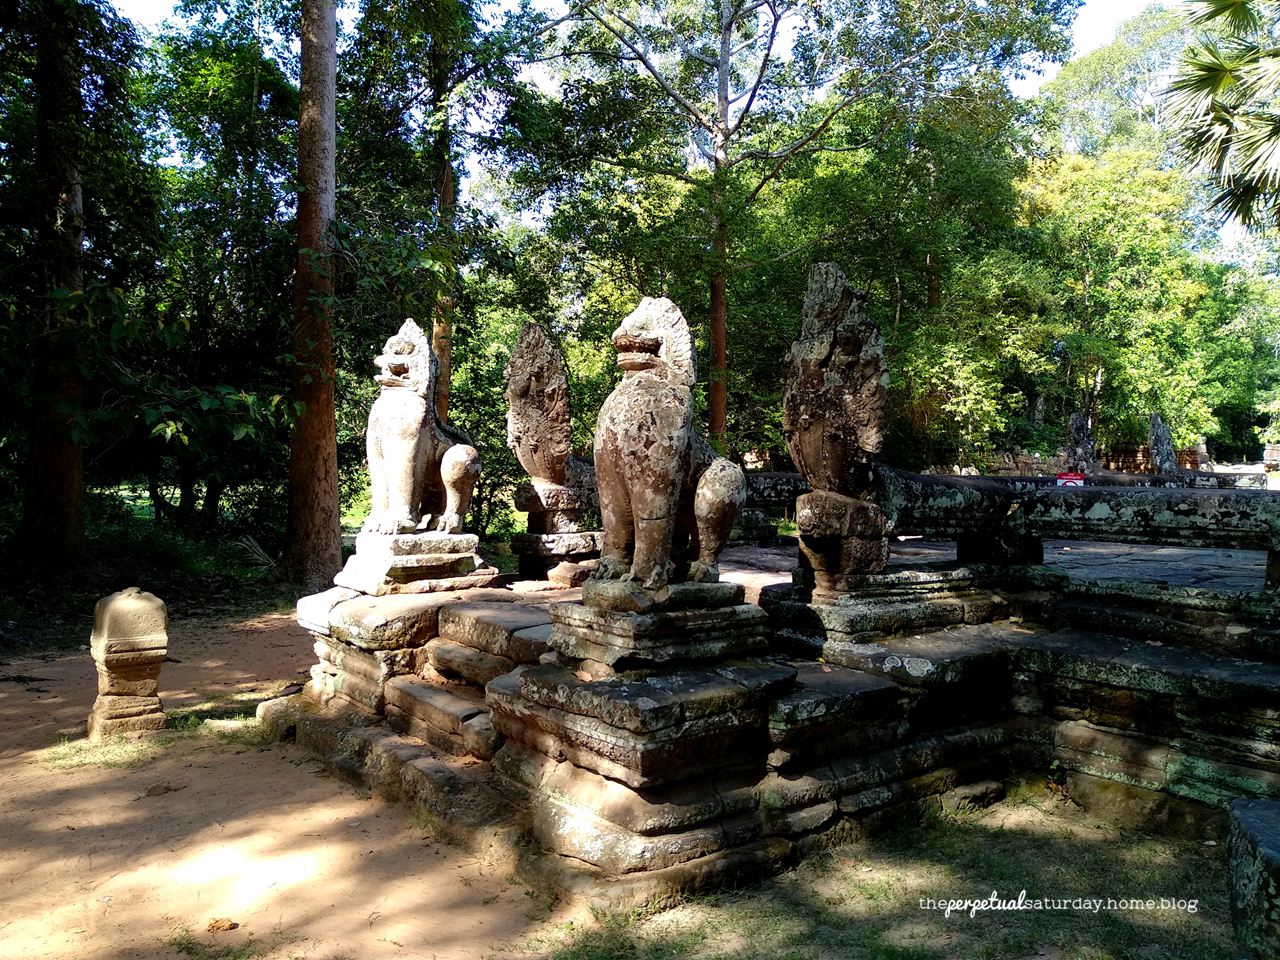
[87,587,168,739]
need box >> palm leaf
[1185,0,1268,34]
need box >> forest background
[3,0,1279,604]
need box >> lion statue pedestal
[333,319,500,597]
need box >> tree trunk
[705,8,734,451]
[19,2,87,560]
[176,461,198,528]
[281,0,341,590]
[926,251,941,309]
[429,41,456,424]
[201,478,225,527]
[148,472,171,523]
[430,122,454,423]
[432,295,454,423]
[708,211,729,450]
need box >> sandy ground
[0,612,565,960]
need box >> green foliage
[1041,5,1189,156]
[3,0,1280,569]
[1170,0,1280,225]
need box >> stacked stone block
[383,600,560,760]
[1230,799,1280,959]
[334,531,500,597]
[87,587,169,739]
[1008,628,1280,815]
[298,584,568,762]
[488,582,802,889]
[511,481,603,586]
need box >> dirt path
[0,611,563,960]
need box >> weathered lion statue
[364,319,481,535]
[592,298,745,606]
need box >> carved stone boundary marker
[87,587,168,739]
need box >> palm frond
[1167,42,1250,119]
[1185,0,1267,34]
[1233,110,1280,185]
[1237,47,1280,99]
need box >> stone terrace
[263,536,1280,906]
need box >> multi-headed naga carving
[504,323,601,582]
[364,319,481,535]
[782,262,888,497]
[592,298,745,606]
[782,264,893,591]
[505,323,574,488]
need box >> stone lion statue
[593,298,746,602]
[364,319,481,535]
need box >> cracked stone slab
[427,638,516,686]
[384,676,486,734]
[516,662,796,735]
[809,622,1025,685]
[438,602,554,661]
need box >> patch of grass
[38,730,196,769]
[497,797,1236,960]
[167,923,298,960]
[36,685,295,768]
[484,540,519,574]
[167,683,297,729]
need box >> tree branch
[728,2,780,136]
[740,107,895,206]
[589,5,715,131]
[393,7,584,116]
[596,155,702,185]
[734,227,850,271]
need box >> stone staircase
[378,599,561,763]
[765,564,1280,836]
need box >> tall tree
[336,0,566,424]
[517,0,1079,448]
[282,0,340,588]
[21,0,88,557]
[2,0,150,558]
[1043,5,1188,157]
[135,8,300,532]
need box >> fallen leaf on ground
[136,783,186,800]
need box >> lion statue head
[611,297,696,388]
[374,318,436,398]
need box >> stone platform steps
[779,614,1280,819]
[384,676,501,760]
[1013,576,1280,663]
[384,601,560,761]
[765,565,1012,650]
[427,602,555,688]
[1007,628,1280,813]
[257,694,523,864]
[784,622,1035,750]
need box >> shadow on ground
[500,795,1235,960]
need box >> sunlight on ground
[169,842,321,918]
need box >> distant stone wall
[1100,444,1203,474]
